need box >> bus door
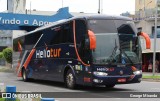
[73,19,92,84]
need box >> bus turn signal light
[131,66,137,72]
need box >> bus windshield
[119,34,140,64]
[88,19,141,65]
[92,33,120,64]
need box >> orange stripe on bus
[16,41,23,77]
[18,71,22,77]
[16,60,20,73]
[18,41,22,53]
[73,20,90,67]
[23,48,36,69]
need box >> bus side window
[75,20,87,44]
[13,37,24,52]
[115,20,136,35]
[49,25,63,45]
[49,22,74,45]
[24,31,42,49]
[63,22,74,43]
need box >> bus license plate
[118,78,126,82]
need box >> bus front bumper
[92,74,142,86]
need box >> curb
[142,78,160,82]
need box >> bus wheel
[65,69,76,89]
[22,69,28,82]
[105,84,115,88]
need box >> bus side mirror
[87,30,96,50]
[138,32,151,49]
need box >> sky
[0,0,7,12]
[0,0,135,15]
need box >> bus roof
[74,14,132,21]
[14,14,132,39]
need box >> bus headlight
[133,70,142,75]
[93,71,108,76]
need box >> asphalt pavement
[1,72,160,101]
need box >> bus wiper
[109,46,118,61]
[120,49,134,65]
[109,39,119,63]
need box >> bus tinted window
[25,31,42,49]
[63,22,74,43]
[41,26,62,46]
[88,20,117,33]
[75,20,87,44]
[50,25,64,44]
[114,20,137,34]
[50,22,73,45]
[13,37,25,52]
[75,19,89,63]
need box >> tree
[3,48,12,64]
[0,52,4,59]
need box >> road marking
[21,91,31,92]
[114,98,121,100]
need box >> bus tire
[65,69,76,89]
[22,68,28,82]
[105,84,115,88]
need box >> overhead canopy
[0,7,73,31]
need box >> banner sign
[0,7,73,30]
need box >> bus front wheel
[65,69,76,89]
[22,68,28,82]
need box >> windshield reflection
[92,33,119,64]
[88,19,141,65]
[119,34,140,64]
[92,33,141,65]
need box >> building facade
[134,0,160,72]
[134,0,160,36]
[0,31,12,47]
